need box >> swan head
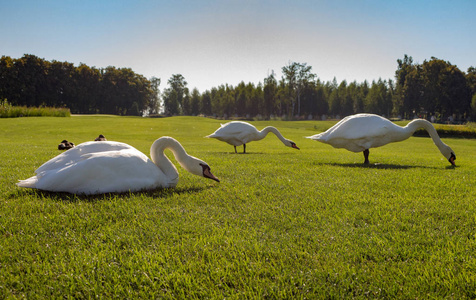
[181,156,220,182]
[285,140,300,150]
[200,163,220,182]
[440,145,456,166]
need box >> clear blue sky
[1,0,475,92]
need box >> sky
[1,0,475,92]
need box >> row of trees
[163,58,476,122]
[0,54,160,115]
[1,54,475,120]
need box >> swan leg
[234,146,237,153]
[243,144,246,154]
[363,149,370,164]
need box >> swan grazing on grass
[206,121,300,153]
[18,137,219,195]
[307,113,456,165]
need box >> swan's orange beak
[291,143,300,150]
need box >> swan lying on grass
[18,136,219,195]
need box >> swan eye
[199,163,210,172]
[290,142,300,150]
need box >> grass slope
[1,116,475,298]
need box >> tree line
[1,54,475,121]
[0,54,160,115]
[164,57,476,122]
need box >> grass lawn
[1,116,475,298]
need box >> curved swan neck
[405,119,446,148]
[259,126,287,143]
[150,137,189,180]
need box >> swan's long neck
[150,137,191,182]
[259,126,287,144]
[404,119,449,151]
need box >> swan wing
[19,141,172,194]
[35,141,135,174]
[207,121,258,145]
[307,114,401,152]
[309,114,393,141]
[26,149,166,194]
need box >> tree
[263,71,277,117]
[148,77,161,114]
[312,80,329,116]
[467,67,476,118]
[235,82,248,116]
[420,58,470,118]
[182,88,191,115]
[282,62,316,116]
[395,55,417,117]
[467,67,476,96]
[364,79,392,116]
[70,63,100,114]
[162,74,187,115]
[189,88,201,115]
[201,90,212,116]
[0,56,16,104]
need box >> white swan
[206,121,300,153]
[17,137,219,195]
[307,113,456,165]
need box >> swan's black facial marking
[290,142,300,150]
[200,163,220,182]
[449,152,456,166]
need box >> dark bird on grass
[95,134,107,141]
[58,140,75,150]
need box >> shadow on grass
[13,185,213,203]
[314,162,444,170]
[212,151,299,155]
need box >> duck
[58,140,75,150]
[94,134,107,141]
[306,113,456,165]
[206,121,300,153]
[18,137,219,195]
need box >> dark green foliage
[0,99,70,117]
[395,55,472,119]
[2,54,474,120]
[173,57,473,121]
[0,55,159,116]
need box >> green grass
[1,116,476,298]
[0,100,70,118]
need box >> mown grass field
[1,116,475,298]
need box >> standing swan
[307,114,456,165]
[17,137,219,195]
[206,121,300,153]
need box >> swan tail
[306,133,326,141]
[17,176,38,188]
